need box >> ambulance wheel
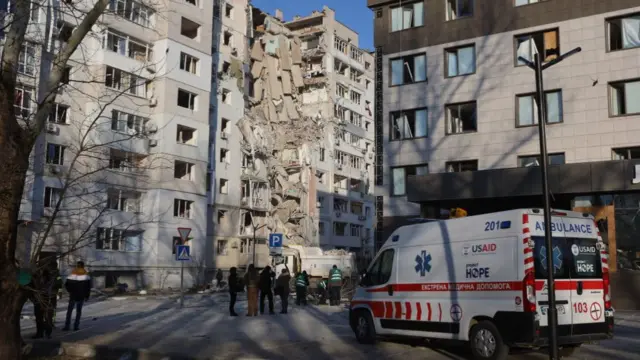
[559,344,581,358]
[353,310,376,344]
[469,321,509,360]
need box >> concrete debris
[323,249,351,256]
[237,11,335,247]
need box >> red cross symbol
[590,302,602,321]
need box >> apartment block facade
[14,0,213,289]
[368,0,640,269]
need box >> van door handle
[576,281,583,295]
[387,284,394,296]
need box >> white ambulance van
[350,209,614,360]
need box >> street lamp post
[519,48,581,360]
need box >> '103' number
[485,221,501,231]
[573,302,588,313]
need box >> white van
[350,209,614,360]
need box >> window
[350,47,364,63]
[608,14,640,51]
[390,2,424,32]
[109,150,139,172]
[317,171,327,184]
[30,1,40,23]
[14,86,34,118]
[350,111,363,127]
[391,165,428,196]
[105,66,147,97]
[219,179,228,194]
[177,89,197,110]
[242,154,253,168]
[350,201,363,214]
[172,236,183,254]
[515,0,549,6]
[516,29,559,65]
[223,31,233,46]
[220,118,230,134]
[225,4,233,18]
[334,36,348,54]
[220,148,229,163]
[49,104,69,124]
[350,91,361,105]
[333,222,347,236]
[609,79,640,116]
[44,187,62,208]
[390,53,426,86]
[350,156,363,169]
[221,61,231,74]
[334,150,347,166]
[174,160,194,180]
[111,109,148,134]
[106,190,141,213]
[364,249,394,286]
[174,199,193,218]
[319,222,325,235]
[221,89,231,104]
[517,90,563,126]
[180,17,200,39]
[518,153,565,167]
[97,228,142,252]
[446,160,478,172]
[217,240,228,255]
[613,146,640,160]
[179,52,199,74]
[104,30,152,62]
[109,0,153,27]
[176,125,196,145]
[217,210,227,224]
[18,42,36,76]
[350,133,362,147]
[446,101,477,134]
[445,45,475,77]
[185,0,198,5]
[446,0,473,21]
[390,108,428,140]
[350,224,362,237]
[46,143,65,165]
[336,83,348,98]
[319,147,325,162]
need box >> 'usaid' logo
[463,243,497,256]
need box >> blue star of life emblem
[540,246,563,271]
[415,250,432,276]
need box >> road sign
[269,233,283,248]
[177,227,191,242]
[176,245,191,261]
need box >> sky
[251,0,373,50]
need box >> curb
[26,340,199,360]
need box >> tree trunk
[0,286,27,360]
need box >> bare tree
[0,0,175,357]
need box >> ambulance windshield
[532,236,602,280]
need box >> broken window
[17,42,36,76]
[350,47,364,63]
[517,90,563,126]
[49,104,69,124]
[608,13,640,51]
[334,150,347,166]
[180,17,200,39]
[106,189,141,213]
[217,240,228,255]
[390,53,426,86]
[446,45,475,77]
[349,179,363,192]
[336,84,348,98]
[220,118,230,134]
[174,160,194,181]
[319,222,325,235]
[446,160,478,173]
[334,35,348,54]
[219,179,228,194]
[446,0,473,21]
[111,109,147,134]
[173,199,193,218]
[350,201,363,215]
[333,198,348,212]
[46,143,65,165]
[109,0,153,27]
[109,150,140,172]
[333,222,347,236]
[391,1,424,32]
[390,108,428,140]
[518,153,565,167]
[217,210,227,224]
[350,90,361,105]
[44,187,62,208]
[609,79,640,116]
[242,154,253,168]
[334,59,347,75]
[316,171,327,184]
[176,125,197,145]
[105,66,147,97]
[391,165,428,196]
[613,146,640,160]
[14,86,34,118]
[334,105,347,121]
[177,89,197,110]
[180,52,199,74]
[319,147,325,162]
[221,89,231,104]
[516,29,559,65]
[223,31,233,47]
[350,133,362,147]
[446,102,477,134]
[225,3,233,18]
[221,61,230,74]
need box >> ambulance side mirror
[360,272,371,287]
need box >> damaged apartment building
[210,4,376,270]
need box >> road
[21,293,640,359]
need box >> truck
[273,245,358,289]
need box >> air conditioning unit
[149,97,158,107]
[148,139,158,147]
[49,164,61,174]
[221,132,228,139]
[46,123,58,134]
[358,215,366,221]
[145,64,156,73]
[145,122,158,134]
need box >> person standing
[228,267,239,316]
[328,265,343,306]
[62,261,91,331]
[295,271,309,306]
[258,266,275,315]
[216,269,224,289]
[275,269,291,314]
[243,264,259,316]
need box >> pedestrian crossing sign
[176,245,191,261]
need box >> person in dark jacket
[62,261,91,331]
[295,271,309,306]
[216,269,224,289]
[258,266,275,315]
[275,269,291,314]
[228,267,239,316]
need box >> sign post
[269,233,283,256]
[176,227,192,308]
